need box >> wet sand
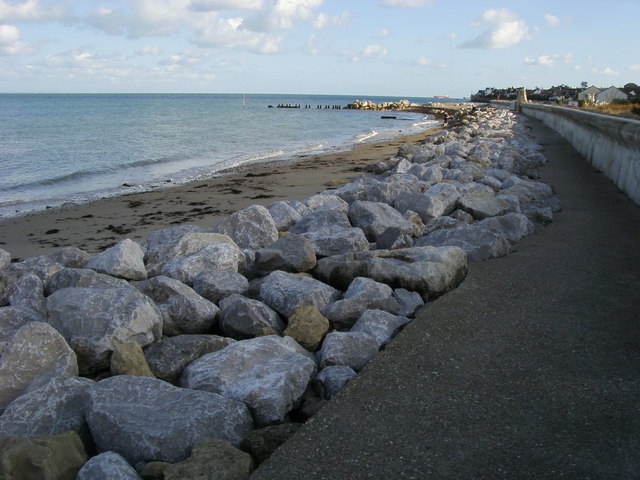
[0,126,442,261]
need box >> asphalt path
[251,116,640,480]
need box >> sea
[0,93,458,219]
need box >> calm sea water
[0,93,452,218]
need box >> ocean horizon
[0,93,461,218]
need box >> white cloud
[525,55,554,66]
[460,9,528,49]
[242,0,322,32]
[0,0,65,22]
[416,56,431,66]
[592,66,619,76]
[312,10,349,29]
[524,53,574,67]
[0,23,33,55]
[380,0,435,7]
[192,15,282,53]
[136,45,161,56]
[349,43,387,62]
[544,14,560,27]
[374,28,389,38]
[189,0,264,11]
[630,65,640,71]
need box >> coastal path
[250,116,640,479]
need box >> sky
[0,0,638,97]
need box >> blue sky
[1,0,638,97]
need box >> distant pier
[268,104,343,109]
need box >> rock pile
[0,106,559,479]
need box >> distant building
[595,86,628,104]
[578,86,602,101]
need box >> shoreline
[0,126,442,261]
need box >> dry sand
[0,126,442,262]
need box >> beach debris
[83,375,253,464]
[0,106,565,473]
[180,335,317,427]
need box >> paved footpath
[251,117,640,480]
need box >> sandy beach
[0,126,442,262]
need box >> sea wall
[519,103,640,206]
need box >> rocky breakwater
[0,106,559,479]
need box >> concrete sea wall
[519,103,640,206]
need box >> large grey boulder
[0,322,78,411]
[219,297,284,340]
[479,212,535,243]
[180,335,317,426]
[416,223,511,262]
[144,334,236,384]
[300,226,370,257]
[421,182,461,217]
[209,204,278,250]
[322,277,401,330]
[393,288,425,317]
[289,209,351,234]
[76,451,141,480]
[313,365,357,400]
[44,267,129,295]
[303,194,349,213]
[0,306,43,355]
[501,175,554,205]
[0,375,93,440]
[268,201,305,231]
[314,246,467,300]
[4,272,46,317]
[350,309,411,349]
[46,286,162,375]
[348,201,414,242]
[0,248,10,271]
[83,375,253,464]
[317,331,379,371]
[85,238,147,281]
[255,233,317,274]
[160,241,245,285]
[458,191,509,219]
[142,225,202,276]
[259,270,341,317]
[133,275,219,336]
[192,269,249,303]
